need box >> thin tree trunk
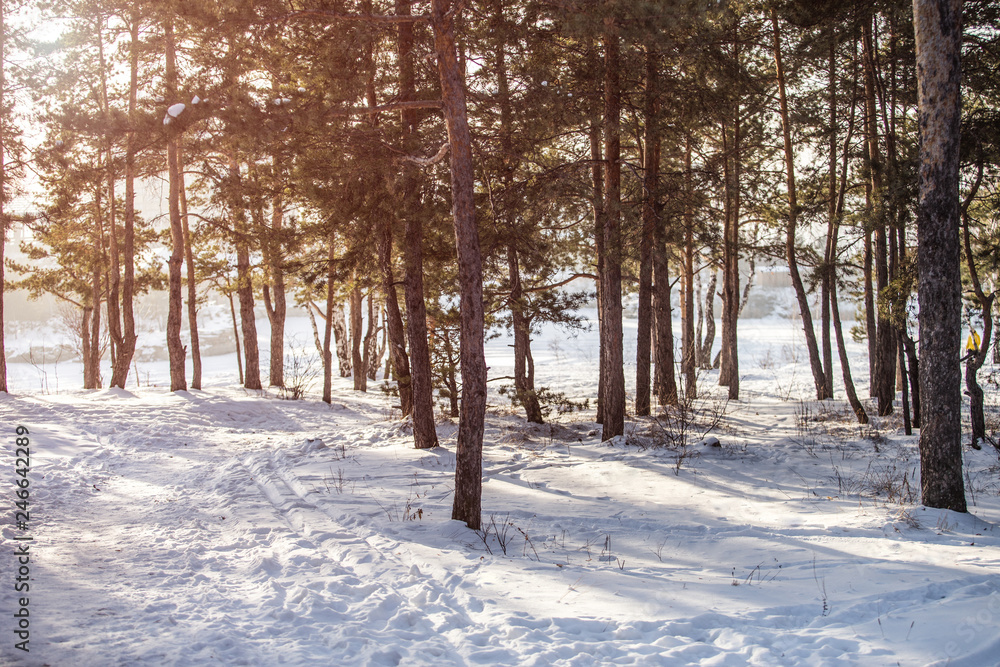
[432,0,487,529]
[913,0,966,512]
[228,289,243,385]
[636,46,658,416]
[110,7,140,390]
[509,247,543,423]
[96,24,123,389]
[865,18,896,415]
[821,37,837,400]
[351,283,365,391]
[961,167,994,448]
[600,17,626,439]
[771,7,828,401]
[165,22,186,392]
[590,112,606,424]
[682,137,696,399]
[653,227,678,407]
[179,148,201,390]
[701,269,717,368]
[323,241,335,404]
[832,273,869,423]
[363,292,375,383]
[377,222,412,411]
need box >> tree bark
[961,170,994,448]
[179,148,201,390]
[653,224,678,408]
[636,46,658,416]
[109,7,140,390]
[913,0,966,512]
[165,22,187,392]
[377,221,412,413]
[264,201,287,388]
[432,0,487,529]
[323,241,335,404]
[351,283,365,391]
[600,17,626,439]
[590,110,606,424]
[235,232,261,391]
[96,24,123,390]
[399,0,439,447]
[331,302,352,377]
[682,137,697,399]
[771,7,828,401]
[864,18,896,415]
[228,288,243,386]
[700,269,717,369]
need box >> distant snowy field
[2,303,999,666]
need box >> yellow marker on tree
[967,330,981,353]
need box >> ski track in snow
[1,369,999,666]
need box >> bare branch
[402,142,449,166]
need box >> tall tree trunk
[351,283,365,391]
[165,22,187,392]
[323,241,335,404]
[682,137,697,399]
[771,7,828,401]
[718,116,740,399]
[399,0,439,447]
[110,7,140,390]
[432,0,487,529]
[636,46,658,416]
[590,110,606,424]
[96,23,123,389]
[700,268,717,369]
[821,37,837,401]
[913,0,966,512]
[600,17,626,439]
[493,0,542,426]
[179,148,201,390]
[864,18,896,415]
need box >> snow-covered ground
[2,308,999,666]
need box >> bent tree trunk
[771,8,828,401]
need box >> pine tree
[913,0,966,512]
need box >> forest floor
[2,313,1000,666]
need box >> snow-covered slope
[1,316,998,666]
